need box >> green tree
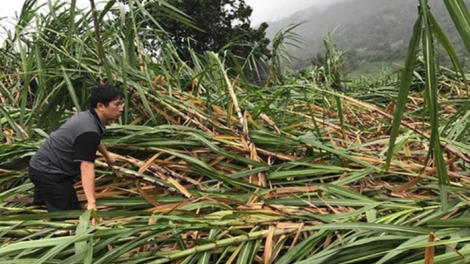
[121,0,271,63]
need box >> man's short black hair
[90,85,124,108]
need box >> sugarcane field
[1,0,470,263]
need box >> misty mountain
[262,0,470,72]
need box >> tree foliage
[122,0,271,62]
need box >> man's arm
[97,141,115,168]
[81,161,97,210]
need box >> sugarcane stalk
[209,52,251,144]
[89,0,105,84]
[149,228,297,263]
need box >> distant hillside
[262,0,470,75]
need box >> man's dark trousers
[28,166,81,212]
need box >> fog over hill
[247,0,344,26]
[262,0,470,72]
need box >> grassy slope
[264,0,470,77]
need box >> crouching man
[28,85,124,220]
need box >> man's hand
[87,202,97,211]
[105,155,116,168]
[87,203,103,225]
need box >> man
[28,85,124,217]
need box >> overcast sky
[247,0,333,25]
[0,0,335,41]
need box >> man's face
[98,98,124,123]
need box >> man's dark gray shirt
[30,109,105,176]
